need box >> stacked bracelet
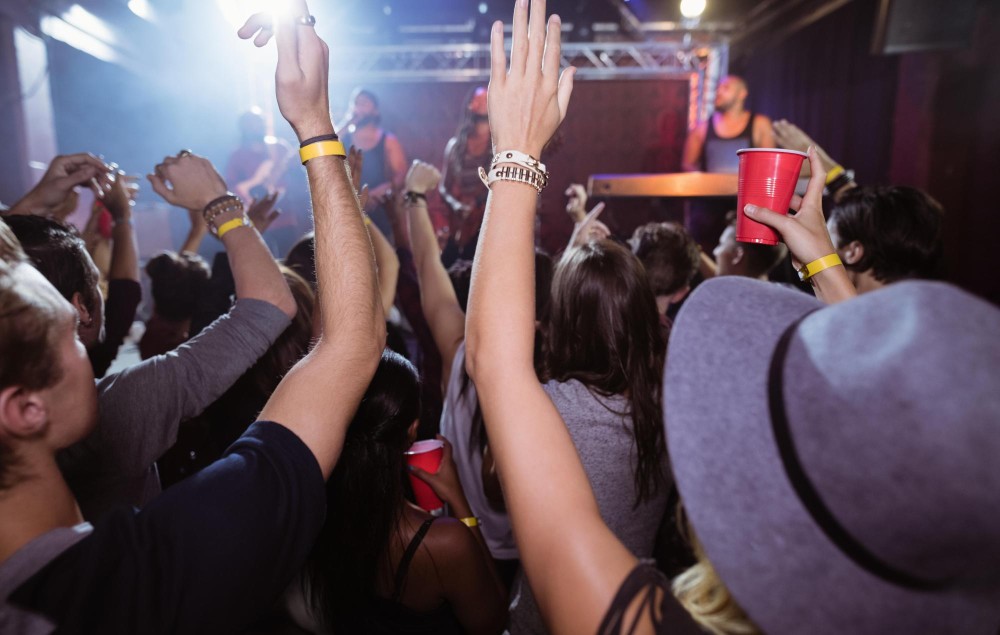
[202,194,244,230]
[798,253,844,281]
[479,149,549,193]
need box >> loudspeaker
[872,0,980,54]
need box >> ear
[731,245,745,266]
[70,292,91,327]
[842,240,865,265]
[0,386,49,440]
[668,286,691,305]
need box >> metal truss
[329,40,728,83]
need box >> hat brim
[664,277,998,634]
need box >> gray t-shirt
[57,299,291,520]
[507,379,670,635]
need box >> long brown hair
[543,239,667,504]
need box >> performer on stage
[339,88,408,241]
[439,86,491,266]
[225,108,294,204]
[682,75,774,173]
[681,76,775,249]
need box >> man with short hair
[630,222,700,321]
[682,75,775,174]
[712,213,788,280]
[827,185,944,294]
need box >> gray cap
[664,277,1000,634]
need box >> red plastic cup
[405,439,445,513]
[735,148,808,245]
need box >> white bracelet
[491,150,547,175]
[478,164,546,193]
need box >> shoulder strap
[391,518,437,602]
[742,111,756,143]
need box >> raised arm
[105,171,140,283]
[348,146,398,314]
[405,161,467,387]
[5,153,111,217]
[240,3,385,478]
[464,3,640,634]
[148,155,296,320]
[681,122,707,172]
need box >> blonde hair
[672,513,760,635]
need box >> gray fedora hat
[664,277,1000,634]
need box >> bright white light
[62,4,117,44]
[41,15,118,63]
[478,3,488,14]
[383,6,392,16]
[680,0,707,19]
[216,0,295,30]
[128,0,155,21]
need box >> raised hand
[404,160,442,194]
[238,1,333,141]
[568,202,609,248]
[488,0,575,158]
[147,151,228,212]
[9,153,112,217]
[743,146,856,302]
[346,146,371,210]
[247,191,282,234]
[103,168,136,223]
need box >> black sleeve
[12,421,326,635]
[88,279,142,378]
[190,251,236,336]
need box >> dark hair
[543,240,666,505]
[3,215,99,314]
[284,232,316,288]
[723,212,787,278]
[631,222,700,296]
[146,251,210,321]
[0,260,66,488]
[304,350,421,630]
[349,87,382,126]
[829,186,945,283]
[445,85,488,178]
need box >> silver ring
[298,15,316,27]
[178,149,193,158]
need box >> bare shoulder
[421,517,479,562]
[753,113,773,127]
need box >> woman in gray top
[508,239,670,634]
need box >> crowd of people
[1,0,997,633]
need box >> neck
[0,451,83,564]
[717,105,746,120]
[852,269,885,295]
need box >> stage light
[679,0,706,19]
[216,0,298,30]
[41,14,118,62]
[478,3,488,14]
[128,0,155,21]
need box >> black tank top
[344,518,464,635]
[701,111,755,174]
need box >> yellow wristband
[299,140,347,164]
[458,516,480,528]
[364,214,372,226]
[216,217,251,240]
[798,253,843,281]
[825,165,845,186]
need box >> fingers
[275,8,302,81]
[743,204,791,233]
[802,146,826,205]
[789,194,804,212]
[54,165,100,192]
[489,21,507,85]
[541,15,562,81]
[237,13,272,45]
[146,173,176,205]
[407,465,434,483]
[527,0,547,73]
[510,0,529,75]
[556,66,576,119]
[583,201,605,224]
